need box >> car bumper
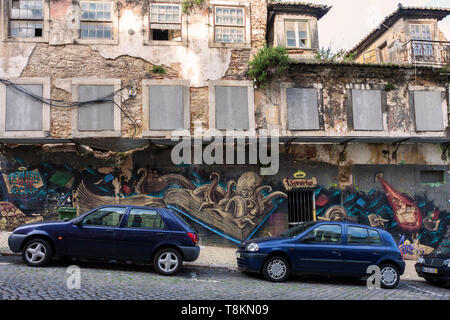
[236,251,268,273]
[179,245,200,262]
[8,233,27,253]
[397,260,406,275]
[415,264,450,281]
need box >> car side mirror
[301,235,315,243]
[73,220,82,228]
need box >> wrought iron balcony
[403,40,450,66]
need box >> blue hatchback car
[236,221,405,288]
[8,205,200,276]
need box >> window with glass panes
[149,3,182,41]
[410,24,433,57]
[214,6,245,44]
[80,1,113,39]
[285,20,309,48]
[9,0,43,38]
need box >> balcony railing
[403,40,450,66]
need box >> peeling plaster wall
[91,5,234,87]
[0,43,36,77]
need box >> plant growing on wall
[315,46,357,63]
[385,82,396,91]
[248,46,291,88]
[182,0,206,14]
[151,65,166,75]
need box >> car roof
[98,204,163,210]
[314,220,385,231]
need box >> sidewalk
[0,231,421,281]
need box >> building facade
[0,0,448,258]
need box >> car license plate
[236,252,241,258]
[423,267,438,274]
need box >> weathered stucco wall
[0,0,267,86]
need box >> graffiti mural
[0,147,447,252]
[1,168,46,210]
[74,171,287,242]
[314,174,449,253]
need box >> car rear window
[347,226,382,245]
[125,209,165,229]
[368,229,382,245]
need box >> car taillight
[187,232,198,245]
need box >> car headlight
[417,257,425,264]
[444,259,450,267]
[246,243,259,252]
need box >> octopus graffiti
[75,171,287,242]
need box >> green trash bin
[58,207,77,221]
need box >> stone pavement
[0,255,448,300]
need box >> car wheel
[424,277,447,287]
[153,248,182,276]
[379,263,400,289]
[22,239,53,267]
[262,256,290,282]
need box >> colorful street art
[74,171,287,242]
[0,148,447,253]
[314,174,449,255]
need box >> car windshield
[279,221,317,238]
[430,247,445,255]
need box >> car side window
[306,224,342,243]
[347,226,380,244]
[125,209,165,230]
[81,207,126,227]
[368,229,382,245]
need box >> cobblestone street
[0,255,448,300]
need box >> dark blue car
[8,205,200,276]
[236,221,405,289]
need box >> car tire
[153,248,182,276]
[424,277,447,287]
[379,263,400,289]
[22,239,53,267]
[262,256,290,282]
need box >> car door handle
[156,233,165,236]
[331,250,340,254]
[105,229,114,233]
[372,252,381,255]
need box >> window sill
[0,131,50,138]
[3,37,48,43]
[76,38,118,45]
[143,130,189,138]
[209,42,251,49]
[71,130,122,138]
[144,39,187,46]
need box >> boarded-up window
[149,85,185,130]
[78,85,114,131]
[215,86,249,130]
[286,88,320,130]
[6,84,43,131]
[351,89,383,131]
[413,91,444,131]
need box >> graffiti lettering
[2,170,44,196]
